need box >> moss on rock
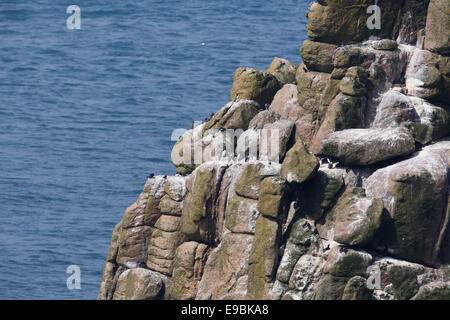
[341,276,373,300]
[280,140,319,184]
[300,40,338,73]
[248,216,280,299]
[230,67,281,107]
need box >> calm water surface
[0,0,308,299]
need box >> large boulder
[339,67,369,97]
[203,99,263,132]
[315,247,372,300]
[267,57,298,85]
[306,0,403,44]
[248,216,281,299]
[403,97,450,145]
[269,84,298,117]
[405,49,442,100]
[424,0,450,54]
[341,276,373,300]
[318,187,384,246]
[310,93,366,155]
[168,241,209,300]
[257,176,288,219]
[296,67,331,112]
[196,232,253,300]
[372,89,419,128]
[236,120,294,162]
[112,268,163,300]
[300,40,338,73]
[369,257,450,300]
[270,83,319,148]
[322,127,416,166]
[333,46,375,69]
[364,141,450,265]
[230,67,281,106]
[412,281,450,300]
[234,162,268,199]
[387,263,423,300]
[280,140,319,184]
[171,123,204,175]
[301,167,345,220]
[248,110,280,129]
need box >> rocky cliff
[98,0,450,300]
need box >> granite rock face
[100,0,450,300]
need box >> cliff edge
[99,0,450,300]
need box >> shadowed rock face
[99,0,450,300]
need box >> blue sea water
[0,0,309,299]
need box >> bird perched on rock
[331,161,340,169]
[264,103,269,110]
[339,247,348,254]
[319,157,332,167]
[148,173,154,179]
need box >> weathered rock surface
[100,0,450,301]
[306,0,403,44]
[300,40,338,73]
[280,140,319,184]
[318,187,384,246]
[322,127,416,166]
[267,57,298,85]
[424,0,450,54]
[112,268,163,300]
[230,67,281,106]
[364,141,450,266]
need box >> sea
[0,0,308,299]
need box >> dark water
[0,0,308,299]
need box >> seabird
[148,173,154,179]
